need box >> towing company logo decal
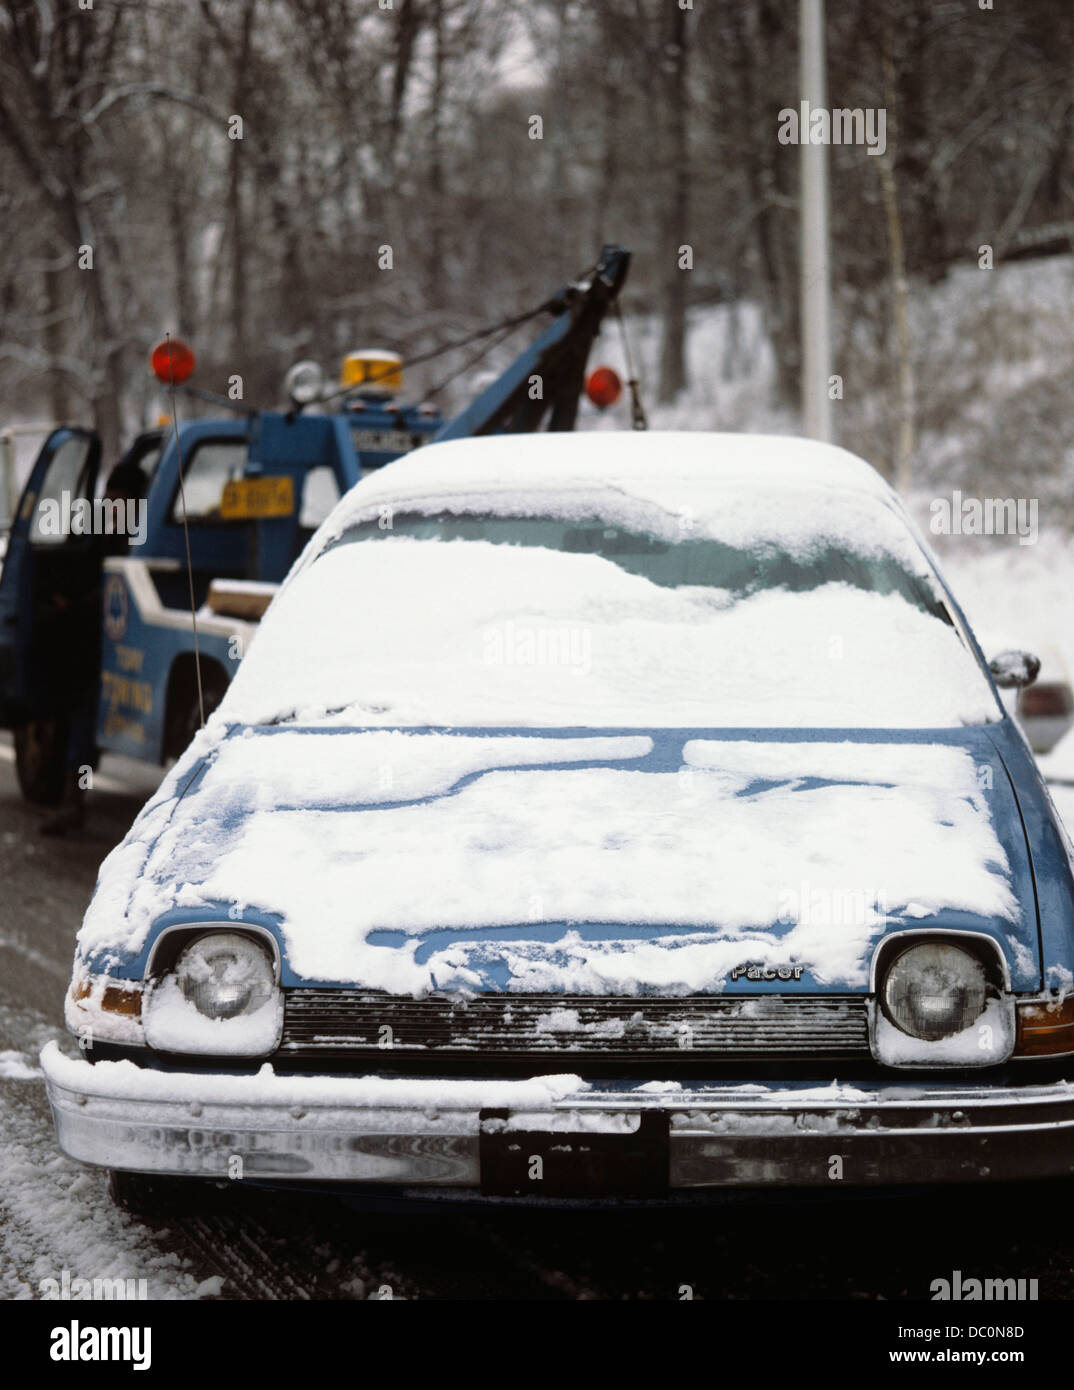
[103,573,129,642]
[729,963,805,982]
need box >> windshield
[219,491,997,731]
[329,512,953,620]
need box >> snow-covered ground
[0,1001,223,1300]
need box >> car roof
[306,430,898,561]
[369,429,887,494]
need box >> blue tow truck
[0,246,631,806]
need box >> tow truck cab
[0,384,442,799]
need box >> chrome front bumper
[41,1043,1074,1193]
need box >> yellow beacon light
[340,349,403,394]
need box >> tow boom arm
[433,244,631,443]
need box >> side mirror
[989,650,1041,690]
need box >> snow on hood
[78,730,1024,996]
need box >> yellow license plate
[220,476,294,520]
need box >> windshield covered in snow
[218,487,998,730]
[328,512,952,618]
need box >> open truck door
[0,427,102,803]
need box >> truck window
[115,435,163,496]
[29,436,94,545]
[170,440,248,522]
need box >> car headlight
[882,942,987,1040]
[174,932,276,1019]
[144,930,283,1056]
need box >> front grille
[280,990,870,1062]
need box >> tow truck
[0,246,632,804]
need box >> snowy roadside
[927,532,1074,840]
[0,1024,394,1299]
[1034,737,1074,851]
[0,1003,222,1300]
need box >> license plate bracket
[479,1109,669,1199]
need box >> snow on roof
[373,431,891,497]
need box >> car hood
[81,724,1041,995]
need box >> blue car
[42,431,1074,1209]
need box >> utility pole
[799,0,833,442]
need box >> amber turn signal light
[72,978,142,1019]
[1015,996,1074,1056]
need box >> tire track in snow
[168,1212,319,1301]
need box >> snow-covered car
[42,432,1074,1208]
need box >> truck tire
[165,666,227,761]
[14,719,68,805]
[181,682,225,751]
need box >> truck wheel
[164,663,228,761]
[175,681,226,758]
[107,1168,207,1218]
[183,685,224,749]
[14,719,68,805]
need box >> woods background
[0,0,1071,500]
